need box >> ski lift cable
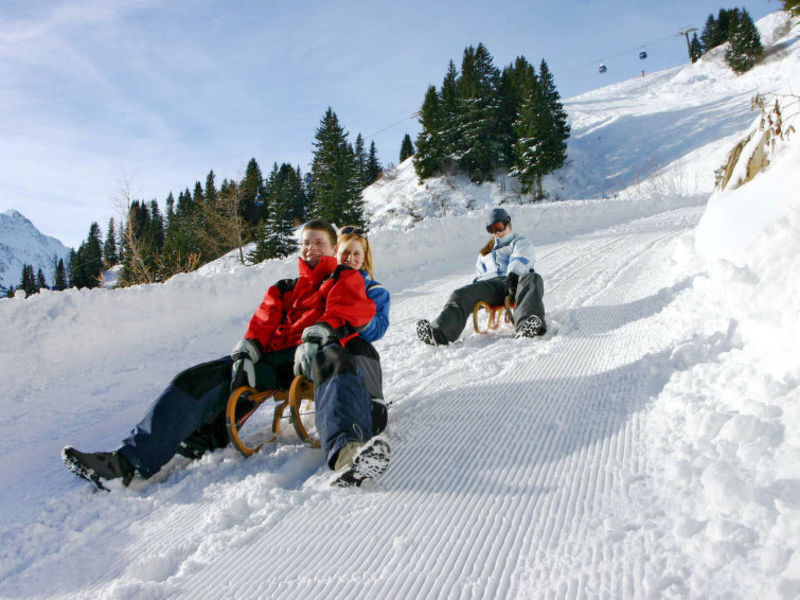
[365,113,420,139]
[557,32,678,76]
[361,30,686,140]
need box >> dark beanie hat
[486,207,511,226]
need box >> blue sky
[0,0,776,248]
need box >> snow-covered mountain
[0,209,72,292]
[1,11,799,600]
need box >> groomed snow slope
[1,11,799,600]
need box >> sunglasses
[340,226,367,237]
[486,221,507,234]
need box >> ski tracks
[379,205,707,598]
[0,205,712,599]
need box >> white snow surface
[1,12,799,600]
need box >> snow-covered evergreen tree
[414,85,446,180]
[511,60,569,199]
[310,108,365,226]
[725,8,763,73]
[456,43,503,183]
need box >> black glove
[505,272,519,302]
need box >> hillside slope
[1,11,799,600]
[364,12,798,228]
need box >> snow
[0,209,72,292]
[1,11,799,599]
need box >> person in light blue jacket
[417,207,546,345]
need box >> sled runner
[225,375,318,456]
[473,296,515,334]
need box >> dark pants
[118,341,384,478]
[432,272,546,343]
[311,336,386,468]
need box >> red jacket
[244,256,377,352]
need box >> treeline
[6,108,384,296]
[687,7,764,73]
[414,43,570,199]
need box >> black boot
[416,320,446,346]
[62,446,135,491]
[515,314,546,338]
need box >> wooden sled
[225,375,318,456]
[473,296,515,334]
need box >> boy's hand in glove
[230,338,262,391]
[293,323,336,381]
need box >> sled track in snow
[3,205,706,599]
[360,205,704,598]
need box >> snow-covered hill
[364,12,798,229]
[1,11,799,600]
[0,209,72,292]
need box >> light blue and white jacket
[474,233,536,282]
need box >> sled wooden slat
[225,375,317,456]
[473,296,515,334]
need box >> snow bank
[643,22,800,593]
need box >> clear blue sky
[0,0,776,248]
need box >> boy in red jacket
[63,220,390,490]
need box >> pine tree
[366,141,382,185]
[700,14,719,51]
[399,134,415,162]
[148,200,165,252]
[19,264,37,295]
[538,59,570,172]
[121,202,158,284]
[240,158,266,229]
[67,249,77,288]
[716,9,736,45]
[689,33,704,63]
[36,268,46,291]
[498,56,537,167]
[511,77,549,197]
[510,60,570,199]
[53,258,67,291]
[163,189,201,269]
[354,134,368,187]
[248,198,298,263]
[205,170,218,207]
[71,223,103,288]
[309,108,365,226]
[439,60,460,163]
[103,218,118,268]
[414,85,446,180]
[456,43,503,182]
[725,8,763,73]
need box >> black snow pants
[432,272,546,343]
[117,340,385,478]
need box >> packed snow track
[2,204,725,598]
